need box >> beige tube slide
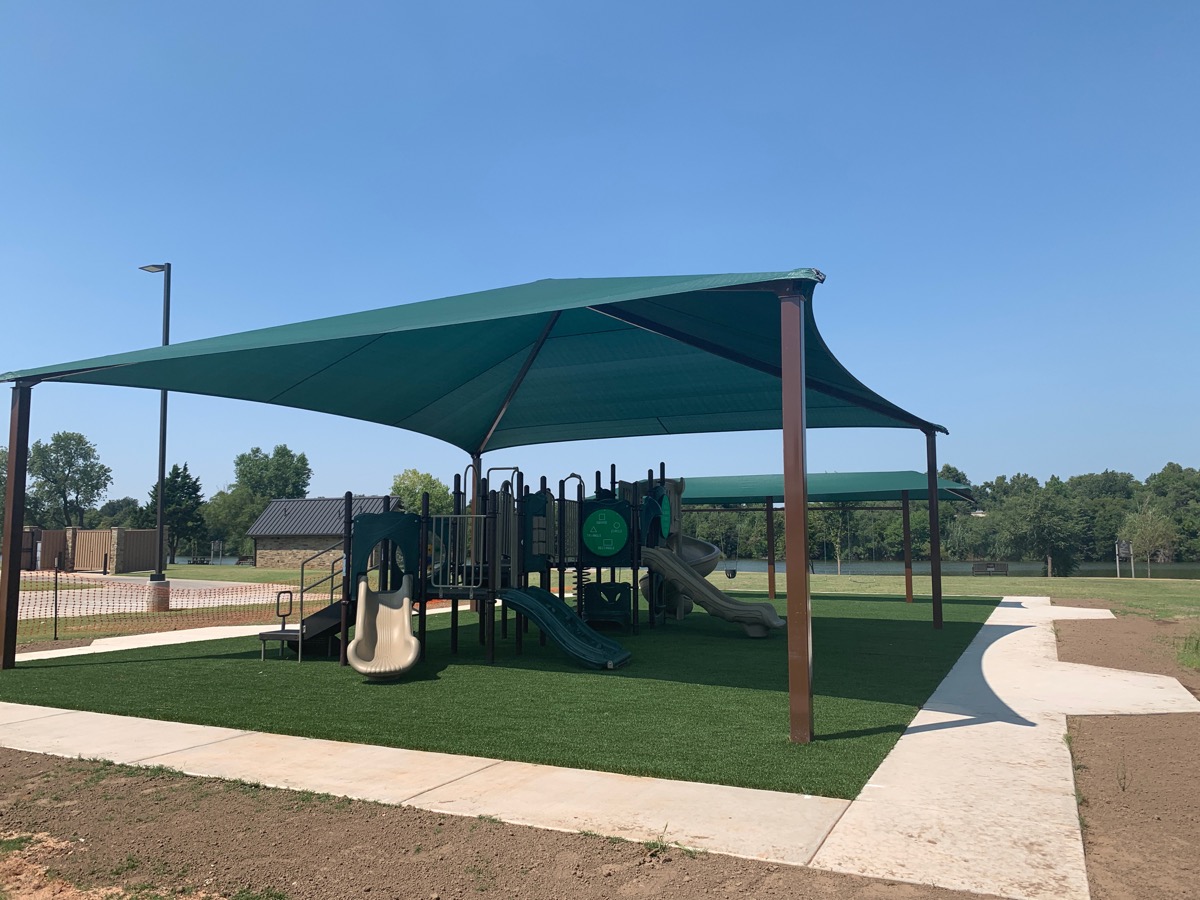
[347,574,421,678]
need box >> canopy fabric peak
[2,269,946,454]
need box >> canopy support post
[901,490,913,603]
[765,496,776,600]
[2,381,33,670]
[779,284,815,744]
[925,430,943,629]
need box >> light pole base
[148,580,171,613]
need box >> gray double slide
[641,544,786,638]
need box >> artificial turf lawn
[0,592,997,799]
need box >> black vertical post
[765,496,777,600]
[557,479,567,600]
[340,490,353,665]
[925,430,944,629]
[53,558,59,642]
[609,464,618,584]
[451,475,461,654]
[418,492,429,660]
[1,381,32,670]
[150,262,171,583]
[902,490,914,603]
[513,473,525,654]
[594,470,603,589]
[485,490,497,663]
[646,468,656,628]
[630,474,640,632]
[380,494,391,592]
[575,480,585,617]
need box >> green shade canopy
[681,471,974,505]
[2,269,945,455]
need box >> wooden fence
[120,529,160,573]
[17,527,162,574]
[73,529,111,572]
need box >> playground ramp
[347,575,422,678]
[641,545,785,638]
[497,585,632,670]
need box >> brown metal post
[925,431,943,629]
[339,490,353,665]
[779,285,814,744]
[765,496,777,600]
[2,382,33,670]
[901,490,913,603]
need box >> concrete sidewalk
[4,597,1199,900]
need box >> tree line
[4,434,1195,576]
[1,433,313,562]
[682,462,1199,576]
[0,434,458,565]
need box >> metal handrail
[299,540,345,637]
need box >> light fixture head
[139,264,167,273]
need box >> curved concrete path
[3,596,1198,900]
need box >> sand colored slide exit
[347,575,422,679]
[641,545,785,638]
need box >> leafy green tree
[946,512,996,560]
[994,476,1083,576]
[141,463,206,564]
[809,504,848,573]
[28,432,112,528]
[85,497,143,529]
[233,445,312,499]
[203,485,266,557]
[202,445,311,557]
[1065,470,1138,561]
[977,472,1041,508]
[1119,499,1178,577]
[1144,462,1200,560]
[390,469,453,516]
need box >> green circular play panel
[582,509,629,557]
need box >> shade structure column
[925,430,943,629]
[778,282,816,744]
[1,381,33,669]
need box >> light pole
[140,263,171,582]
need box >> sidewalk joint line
[400,759,506,804]
[130,730,256,765]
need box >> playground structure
[3,268,957,743]
[264,463,785,678]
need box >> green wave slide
[496,585,632,670]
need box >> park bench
[236,555,255,565]
[972,561,1008,576]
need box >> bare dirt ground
[1055,604,1200,900]
[0,604,1196,900]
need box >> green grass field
[0,591,996,799]
[125,564,1200,620]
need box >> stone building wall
[253,536,343,571]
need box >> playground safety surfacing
[4,597,1199,900]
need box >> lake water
[177,555,244,567]
[725,559,1200,580]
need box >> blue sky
[2,1,1197,503]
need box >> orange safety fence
[14,570,305,645]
